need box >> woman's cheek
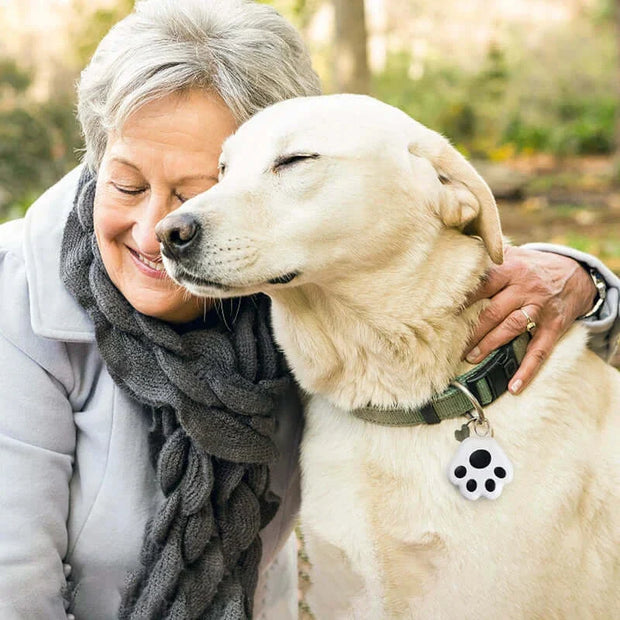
[94,188,132,239]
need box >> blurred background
[1,2,617,616]
[0,0,619,273]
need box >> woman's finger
[508,326,560,394]
[466,303,537,363]
[465,265,509,306]
[466,285,528,351]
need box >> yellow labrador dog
[157,95,620,619]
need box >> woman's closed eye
[111,182,147,196]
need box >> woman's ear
[408,136,503,264]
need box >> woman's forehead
[103,90,238,175]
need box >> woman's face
[94,89,238,323]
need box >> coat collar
[23,165,95,342]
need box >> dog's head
[157,94,502,298]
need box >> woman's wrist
[577,267,607,319]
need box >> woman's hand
[464,246,598,394]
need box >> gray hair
[77,0,322,170]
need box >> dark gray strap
[351,333,530,427]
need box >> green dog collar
[351,333,530,427]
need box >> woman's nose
[132,193,173,255]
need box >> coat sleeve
[0,248,76,619]
[523,243,620,366]
[254,533,299,620]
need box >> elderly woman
[0,0,618,619]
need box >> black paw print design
[448,436,513,500]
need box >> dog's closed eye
[273,153,320,172]
[438,174,450,185]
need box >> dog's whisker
[213,298,225,326]
[217,298,233,331]
[231,297,242,326]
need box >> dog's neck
[269,231,491,411]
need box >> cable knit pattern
[59,168,289,619]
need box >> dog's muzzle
[155,213,201,260]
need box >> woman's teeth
[135,252,165,271]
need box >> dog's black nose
[155,214,200,258]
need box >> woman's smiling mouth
[127,246,168,278]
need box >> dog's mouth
[176,271,233,292]
[170,265,299,297]
[267,271,298,285]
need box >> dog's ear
[409,136,503,264]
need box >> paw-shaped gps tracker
[448,436,513,501]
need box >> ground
[488,155,620,274]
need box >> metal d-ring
[450,381,485,421]
[451,381,492,437]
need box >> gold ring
[520,308,537,334]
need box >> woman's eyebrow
[175,173,219,184]
[109,158,217,183]
[109,156,142,172]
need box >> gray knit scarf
[60,168,290,619]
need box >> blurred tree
[0,0,137,220]
[69,0,136,68]
[615,0,620,174]
[0,58,31,98]
[0,105,57,219]
[589,0,620,172]
[259,0,324,29]
[332,0,370,94]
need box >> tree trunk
[615,0,620,176]
[332,0,370,94]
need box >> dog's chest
[300,395,472,609]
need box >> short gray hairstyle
[77,0,322,170]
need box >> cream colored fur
[162,95,620,619]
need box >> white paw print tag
[448,435,513,500]
[447,380,513,501]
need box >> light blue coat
[0,167,304,619]
[0,169,618,619]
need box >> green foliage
[40,98,85,171]
[0,107,53,217]
[1,191,42,223]
[0,55,82,221]
[563,232,620,262]
[503,98,615,156]
[372,47,511,155]
[502,118,550,153]
[552,98,615,155]
[0,57,32,95]
[0,102,82,221]
[372,33,617,160]
[257,0,321,28]
[588,0,616,24]
[69,0,135,67]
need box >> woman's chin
[127,290,206,324]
